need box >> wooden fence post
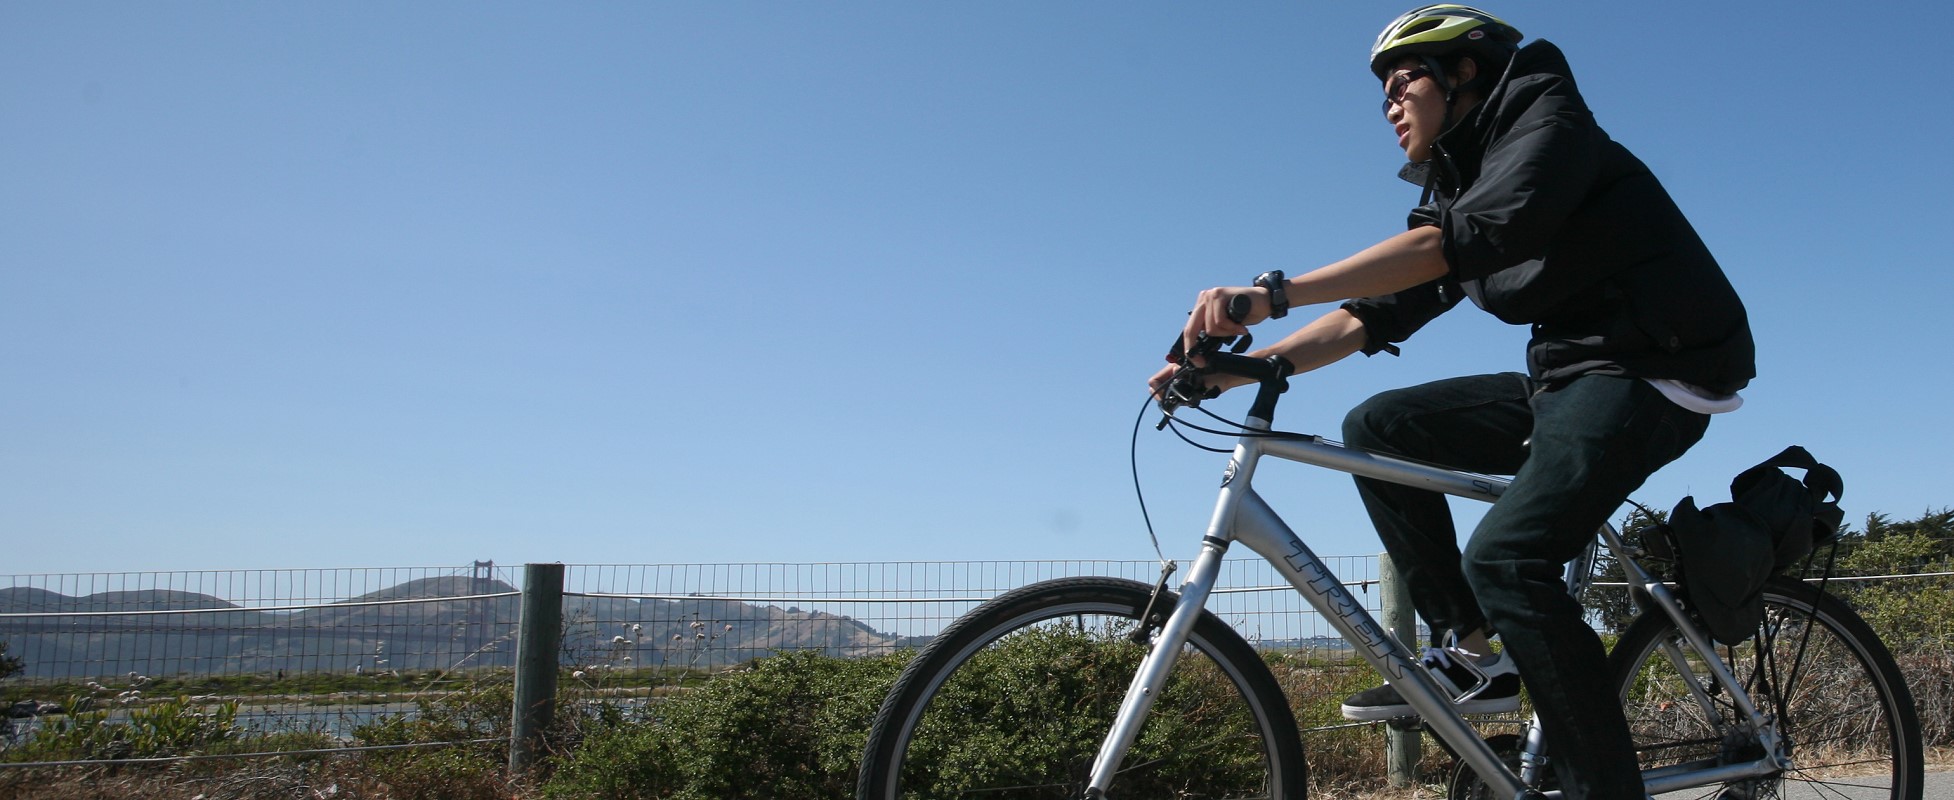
[509,562,564,773]
[1379,552,1420,788]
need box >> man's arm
[1151,307,1370,398]
[1180,226,1446,355]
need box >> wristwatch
[1254,270,1289,320]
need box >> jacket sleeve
[1439,75,1605,281]
[1339,268,1461,356]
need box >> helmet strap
[1418,56,1458,168]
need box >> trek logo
[1280,540,1405,680]
[1220,460,1239,488]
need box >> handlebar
[1156,294,1295,425]
[1165,294,1256,365]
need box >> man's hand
[1147,362,1184,402]
[1180,286,1270,357]
[1147,357,1252,406]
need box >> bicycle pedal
[1383,715,1424,731]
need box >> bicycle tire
[857,576,1307,799]
[1607,575,1923,799]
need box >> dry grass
[1,743,1943,800]
[0,752,526,800]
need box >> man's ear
[1452,57,1479,86]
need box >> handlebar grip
[1226,292,1252,324]
[1167,292,1258,364]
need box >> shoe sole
[1338,696,1520,721]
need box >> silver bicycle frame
[1084,418,1787,799]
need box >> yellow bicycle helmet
[1369,5,1523,80]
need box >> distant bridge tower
[467,560,495,663]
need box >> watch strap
[1255,270,1289,319]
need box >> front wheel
[1608,576,1923,799]
[857,577,1307,799]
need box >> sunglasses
[1381,66,1434,116]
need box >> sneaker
[1339,641,1522,721]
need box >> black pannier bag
[1666,446,1845,645]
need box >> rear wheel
[857,577,1307,799]
[1608,576,1922,799]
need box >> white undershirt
[1644,378,1744,414]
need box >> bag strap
[1730,445,1846,539]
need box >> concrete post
[509,562,564,773]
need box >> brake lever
[1155,294,1255,426]
[1164,294,1255,365]
[1154,373,1219,429]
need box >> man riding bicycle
[1148,6,1755,797]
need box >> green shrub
[350,680,515,800]
[544,633,1351,800]
[543,651,904,800]
[1831,531,1954,652]
[6,696,241,762]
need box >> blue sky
[4,2,1949,575]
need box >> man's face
[1381,56,1445,162]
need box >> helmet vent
[1400,19,1444,37]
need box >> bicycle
[857,310,1923,799]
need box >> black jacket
[1342,40,1755,394]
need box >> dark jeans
[1343,372,1708,800]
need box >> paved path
[1649,767,1954,799]
[1926,768,1954,800]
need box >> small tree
[0,639,24,680]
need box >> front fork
[1081,537,1231,798]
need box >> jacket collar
[1421,40,1581,193]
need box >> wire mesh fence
[555,556,1388,672]
[3,557,1947,764]
[0,564,523,743]
[0,557,1383,751]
